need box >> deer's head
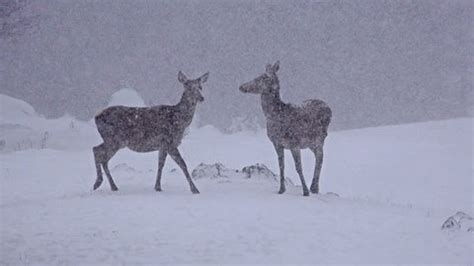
[239,61,280,95]
[178,71,209,103]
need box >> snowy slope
[1,113,473,263]
[0,94,100,152]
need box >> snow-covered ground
[0,94,473,264]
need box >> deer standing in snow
[239,61,331,196]
[92,71,209,193]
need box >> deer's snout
[239,80,259,94]
[239,84,249,93]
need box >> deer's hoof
[310,187,319,194]
[93,180,103,190]
[191,189,200,194]
[278,187,286,194]
[155,187,162,192]
[303,190,310,196]
[111,186,119,191]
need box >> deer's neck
[176,90,198,124]
[261,83,285,120]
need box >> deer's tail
[304,99,332,134]
[94,111,108,128]
[319,106,332,131]
[94,109,115,140]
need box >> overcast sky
[1,0,472,131]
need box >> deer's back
[266,99,331,149]
[95,105,186,151]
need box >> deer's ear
[178,71,187,83]
[266,64,273,75]
[273,61,280,72]
[199,72,209,83]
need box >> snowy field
[0,95,473,264]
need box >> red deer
[240,61,331,196]
[92,71,209,194]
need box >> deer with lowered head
[92,71,209,194]
[239,61,331,196]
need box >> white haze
[1,0,472,131]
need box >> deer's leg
[154,150,167,191]
[310,145,324,194]
[102,161,118,191]
[291,148,309,196]
[92,144,104,190]
[273,143,286,194]
[100,144,120,191]
[168,148,199,194]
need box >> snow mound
[191,162,294,186]
[242,163,295,185]
[441,211,473,232]
[108,88,146,107]
[242,163,277,180]
[0,94,39,125]
[191,163,240,179]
